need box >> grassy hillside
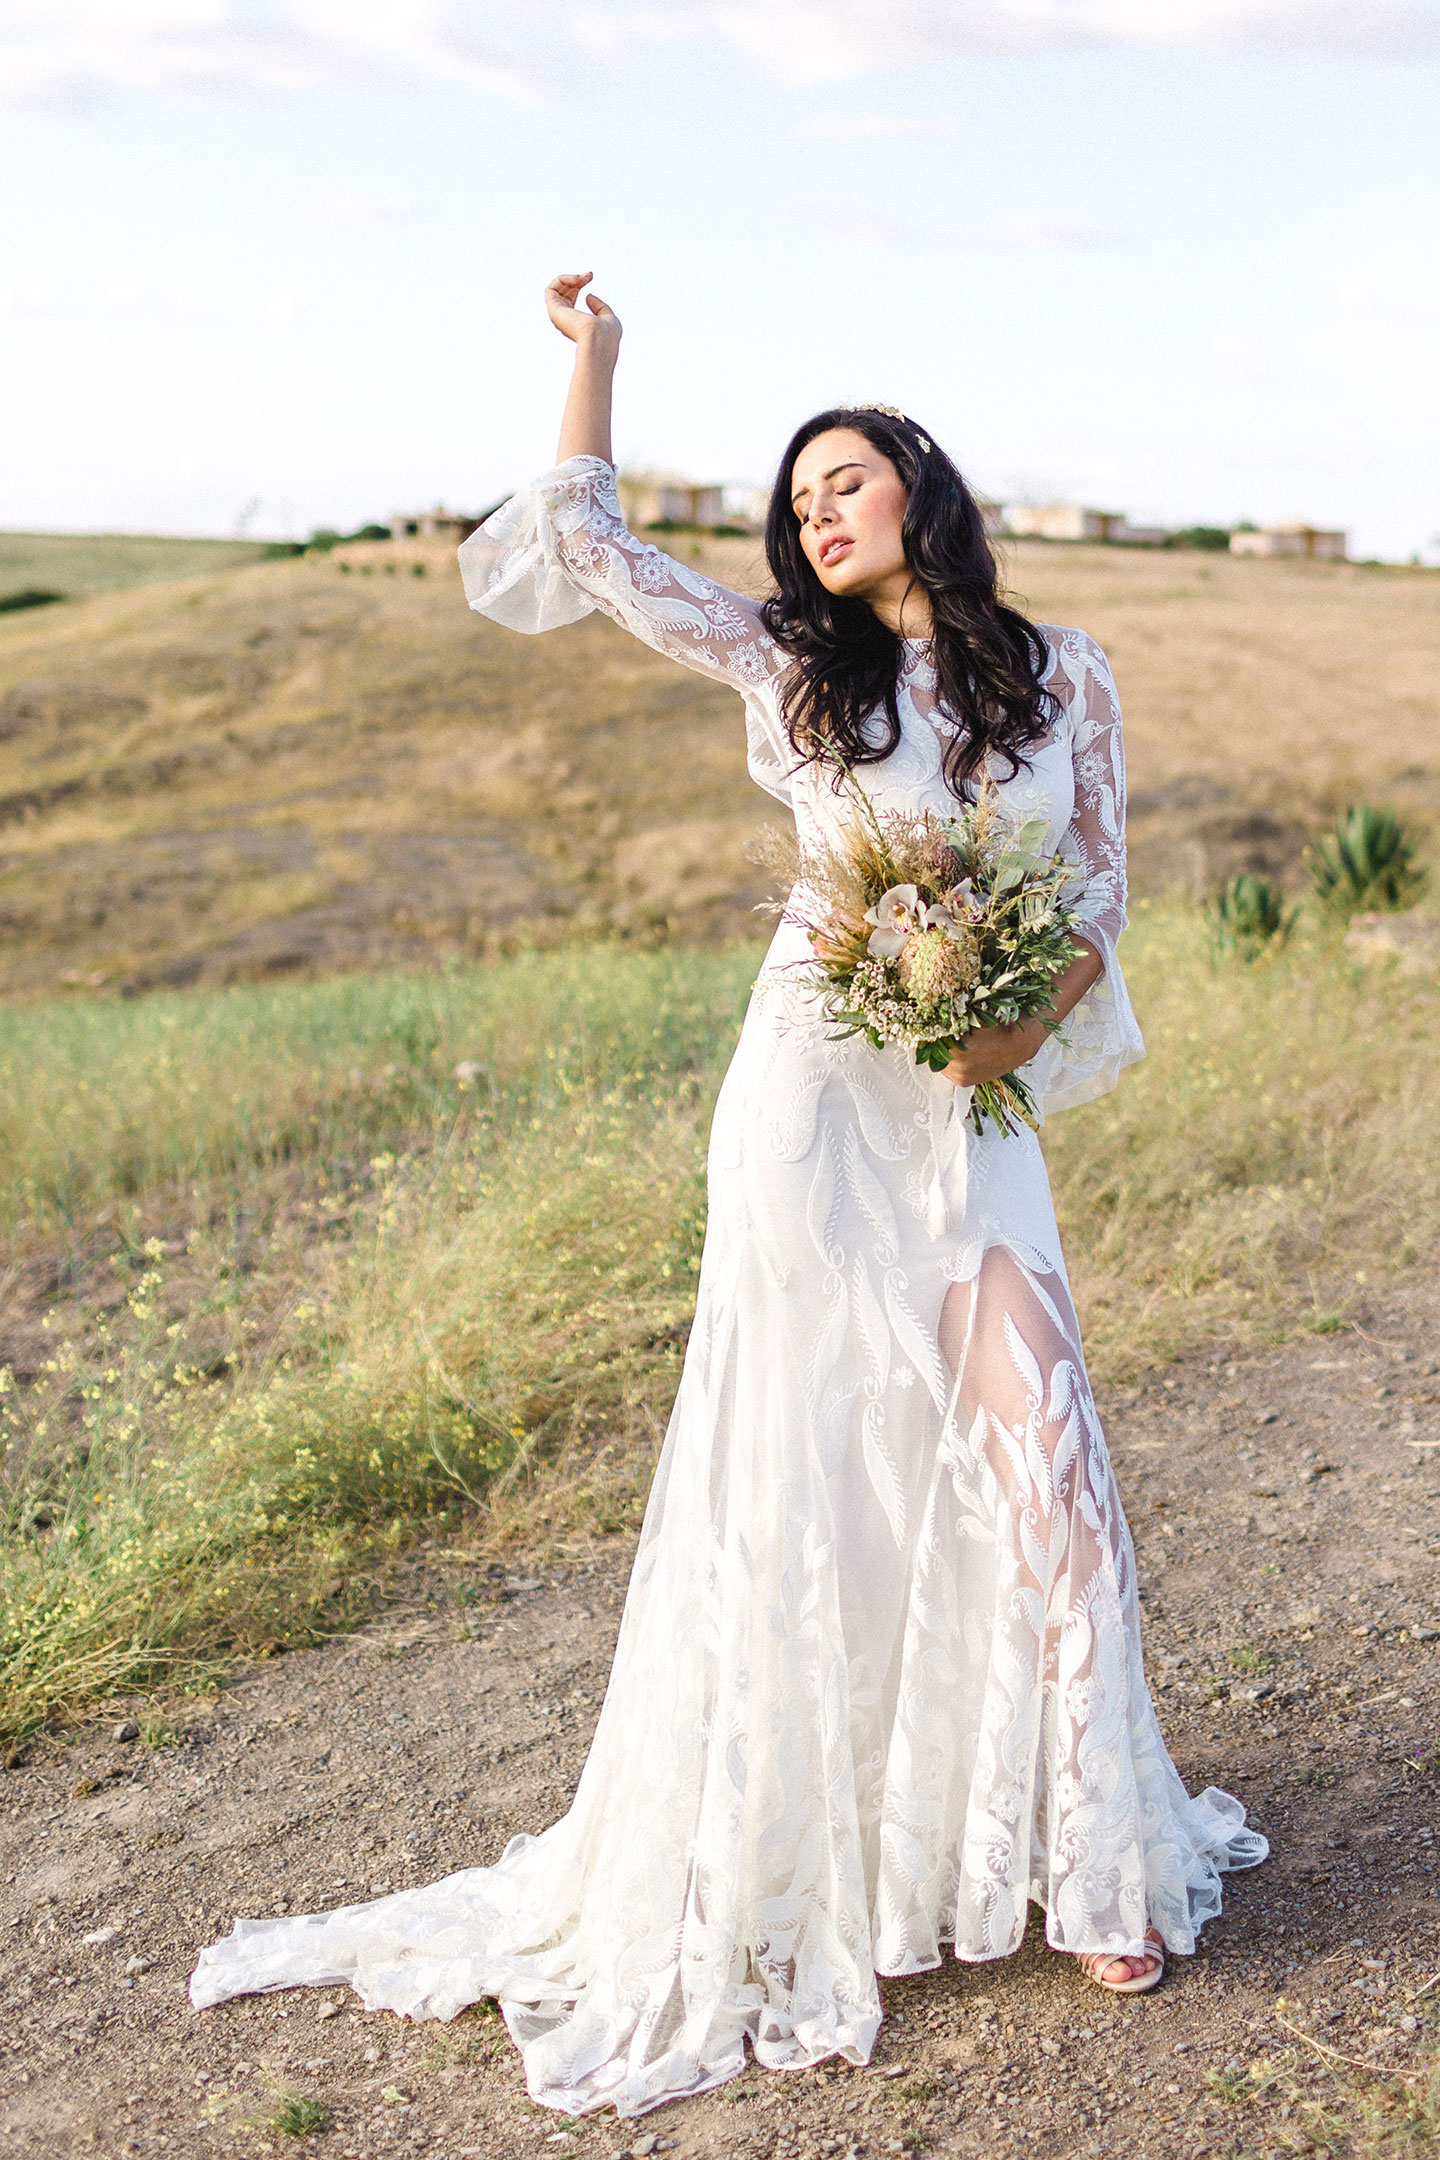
[0,531,1436,998]
[0,529,270,605]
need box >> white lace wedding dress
[190,457,1266,2116]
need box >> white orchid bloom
[864,883,923,959]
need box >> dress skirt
[190,927,1266,2118]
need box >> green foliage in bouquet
[1207,874,1296,962]
[772,778,1085,1135]
[1308,804,1428,917]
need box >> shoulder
[1032,623,1120,716]
[1033,621,1112,674]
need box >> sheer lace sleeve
[1029,631,1146,1116]
[457,455,797,803]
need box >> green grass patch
[267,2093,332,2137]
[1044,899,1440,1375]
[2,906,1438,1743]
[0,945,756,1742]
[0,529,269,600]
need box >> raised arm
[457,276,787,707]
[547,273,621,465]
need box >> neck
[864,571,934,641]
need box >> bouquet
[774,779,1085,1135]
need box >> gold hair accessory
[846,402,931,453]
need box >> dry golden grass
[1004,541,1440,900]
[1,531,1436,997]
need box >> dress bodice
[801,635,1078,862]
[457,456,1144,1114]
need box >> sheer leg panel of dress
[872,1228,1264,1976]
[942,1245,1151,1958]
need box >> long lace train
[191,1117,1265,2118]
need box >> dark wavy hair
[761,407,1055,796]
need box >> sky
[1,1,1438,559]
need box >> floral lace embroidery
[188,460,1265,2123]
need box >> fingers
[544,272,591,324]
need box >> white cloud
[0,1,548,108]
[3,0,1435,109]
[583,0,1440,75]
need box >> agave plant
[1207,875,1296,961]
[1308,804,1428,916]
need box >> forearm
[557,342,617,466]
[1044,934,1105,1028]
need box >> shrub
[1308,804,1428,916]
[1206,875,1295,960]
[0,588,64,614]
[269,2094,331,2137]
[1167,526,1232,553]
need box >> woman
[190,274,1266,2118]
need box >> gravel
[3,1277,1440,2157]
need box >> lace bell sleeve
[1029,632,1146,1116]
[457,454,797,805]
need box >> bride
[190,274,1267,2117]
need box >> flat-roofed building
[1002,503,1166,545]
[1229,523,1347,561]
[618,472,727,528]
[389,505,483,543]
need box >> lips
[819,535,853,568]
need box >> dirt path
[5,1282,1440,2160]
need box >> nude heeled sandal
[1076,1928,1167,1995]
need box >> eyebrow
[790,459,868,506]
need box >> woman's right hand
[545,272,622,359]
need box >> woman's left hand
[940,1015,1050,1089]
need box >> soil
[5,1280,1440,2160]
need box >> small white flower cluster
[840,956,968,1048]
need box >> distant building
[616,473,776,532]
[720,484,772,531]
[1229,523,1347,562]
[389,505,483,543]
[618,472,727,528]
[1002,503,1167,546]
